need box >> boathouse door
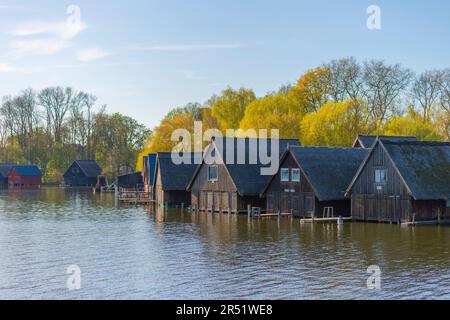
[305,196,315,218]
[291,196,299,216]
[207,192,214,212]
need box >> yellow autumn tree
[383,106,443,141]
[210,87,256,130]
[289,66,332,113]
[435,110,450,141]
[135,107,221,171]
[300,99,373,146]
[239,92,303,139]
[135,135,153,172]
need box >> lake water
[0,188,449,300]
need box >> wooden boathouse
[346,139,450,223]
[352,135,418,149]
[117,172,143,189]
[63,160,102,187]
[0,163,15,190]
[261,146,368,218]
[153,152,201,207]
[187,138,300,213]
[8,165,43,190]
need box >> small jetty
[117,188,154,205]
[300,216,351,224]
[249,207,293,219]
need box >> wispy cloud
[10,20,87,39]
[0,63,15,73]
[182,70,206,80]
[7,17,87,58]
[0,2,18,10]
[128,43,246,52]
[76,48,110,62]
[9,39,70,56]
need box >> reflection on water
[0,188,449,300]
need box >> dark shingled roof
[73,160,102,178]
[203,138,301,196]
[11,165,43,177]
[289,146,369,201]
[0,163,15,178]
[354,135,418,148]
[381,141,450,200]
[156,152,201,190]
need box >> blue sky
[1,0,450,129]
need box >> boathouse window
[72,167,79,174]
[292,168,301,182]
[208,166,218,182]
[375,169,387,184]
[280,168,289,182]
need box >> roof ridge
[290,146,362,150]
[381,140,450,146]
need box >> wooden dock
[401,219,450,226]
[300,216,351,224]
[117,189,154,205]
[250,207,293,219]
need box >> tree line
[0,87,150,183]
[137,57,450,170]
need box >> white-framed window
[208,166,218,182]
[280,168,289,182]
[375,169,387,184]
[292,168,301,182]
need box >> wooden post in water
[338,216,344,225]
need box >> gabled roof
[262,146,368,201]
[11,165,43,177]
[68,160,102,178]
[155,152,201,191]
[352,135,418,148]
[347,139,450,200]
[187,138,301,196]
[0,163,15,178]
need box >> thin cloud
[9,39,71,56]
[0,63,15,73]
[77,48,110,62]
[10,20,87,39]
[7,18,87,58]
[128,43,246,52]
[183,70,206,80]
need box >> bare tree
[363,60,414,127]
[81,93,97,160]
[0,95,16,137]
[38,87,75,143]
[439,69,450,114]
[412,70,443,120]
[326,57,364,102]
